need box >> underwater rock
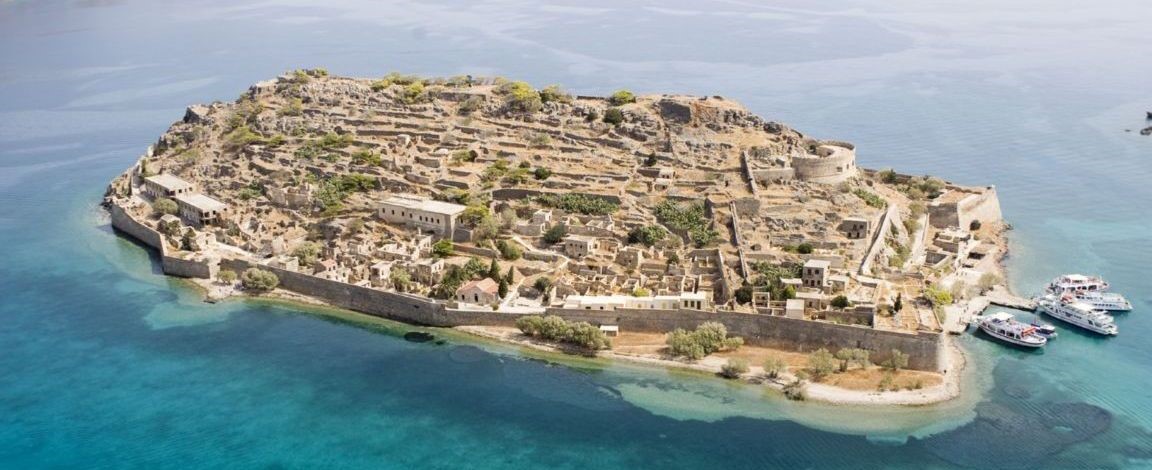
[920,401,1112,469]
[403,331,436,343]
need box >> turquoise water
[2,0,1151,468]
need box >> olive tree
[763,356,787,379]
[883,349,909,371]
[390,266,411,292]
[293,241,322,266]
[806,348,836,381]
[241,268,279,292]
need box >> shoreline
[455,324,966,407]
[185,274,969,407]
[175,245,988,408]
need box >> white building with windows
[142,173,194,199]
[561,292,708,311]
[377,194,466,238]
[173,193,227,226]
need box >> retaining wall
[110,202,216,279]
[536,307,940,371]
[110,201,940,371]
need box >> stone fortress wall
[110,200,941,371]
[857,168,1003,230]
[748,139,858,185]
[791,140,858,184]
[929,186,1003,230]
[109,203,217,279]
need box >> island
[103,69,1010,405]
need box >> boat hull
[978,324,1047,348]
[1038,305,1118,335]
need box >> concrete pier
[984,286,1037,310]
[943,286,1035,335]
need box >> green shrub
[783,379,807,401]
[494,239,522,260]
[351,150,382,166]
[665,322,744,360]
[515,315,544,336]
[796,242,814,254]
[603,107,624,125]
[293,241,322,267]
[152,197,178,217]
[924,285,953,307]
[763,356,787,379]
[237,186,262,201]
[536,193,618,216]
[539,85,571,104]
[400,81,426,104]
[831,295,851,310]
[224,124,268,149]
[390,266,411,292]
[878,372,895,391]
[458,96,484,115]
[852,188,887,208]
[720,359,749,379]
[528,133,551,147]
[217,270,238,284]
[241,268,279,292]
[533,167,553,180]
[432,239,453,258]
[666,329,706,360]
[608,89,636,106]
[307,132,353,150]
[627,225,667,246]
[883,349,909,371]
[279,98,304,116]
[533,277,552,293]
[903,217,920,234]
[498,81,542,113]
[516,315,610,350]
[542,225,567,244]
[806,348,836,381]
[644,153,658,167]
[734,284,754,305]
[654,200,715,247]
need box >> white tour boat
[1072,290,1133,312]
[1046,274,1110,294]
[1036,294,1119,335]
[978,312,1048,348]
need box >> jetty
[944,287,1036,335]
[985,287,1037,310]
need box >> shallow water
[2,0,1151,468]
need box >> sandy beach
[188,275,974,408]
[455,324,965,407]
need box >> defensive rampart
[110,201,940,371]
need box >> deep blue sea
[2,1,1151,468]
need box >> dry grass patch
[822,367,942,392]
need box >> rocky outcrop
[657,98,693,124]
